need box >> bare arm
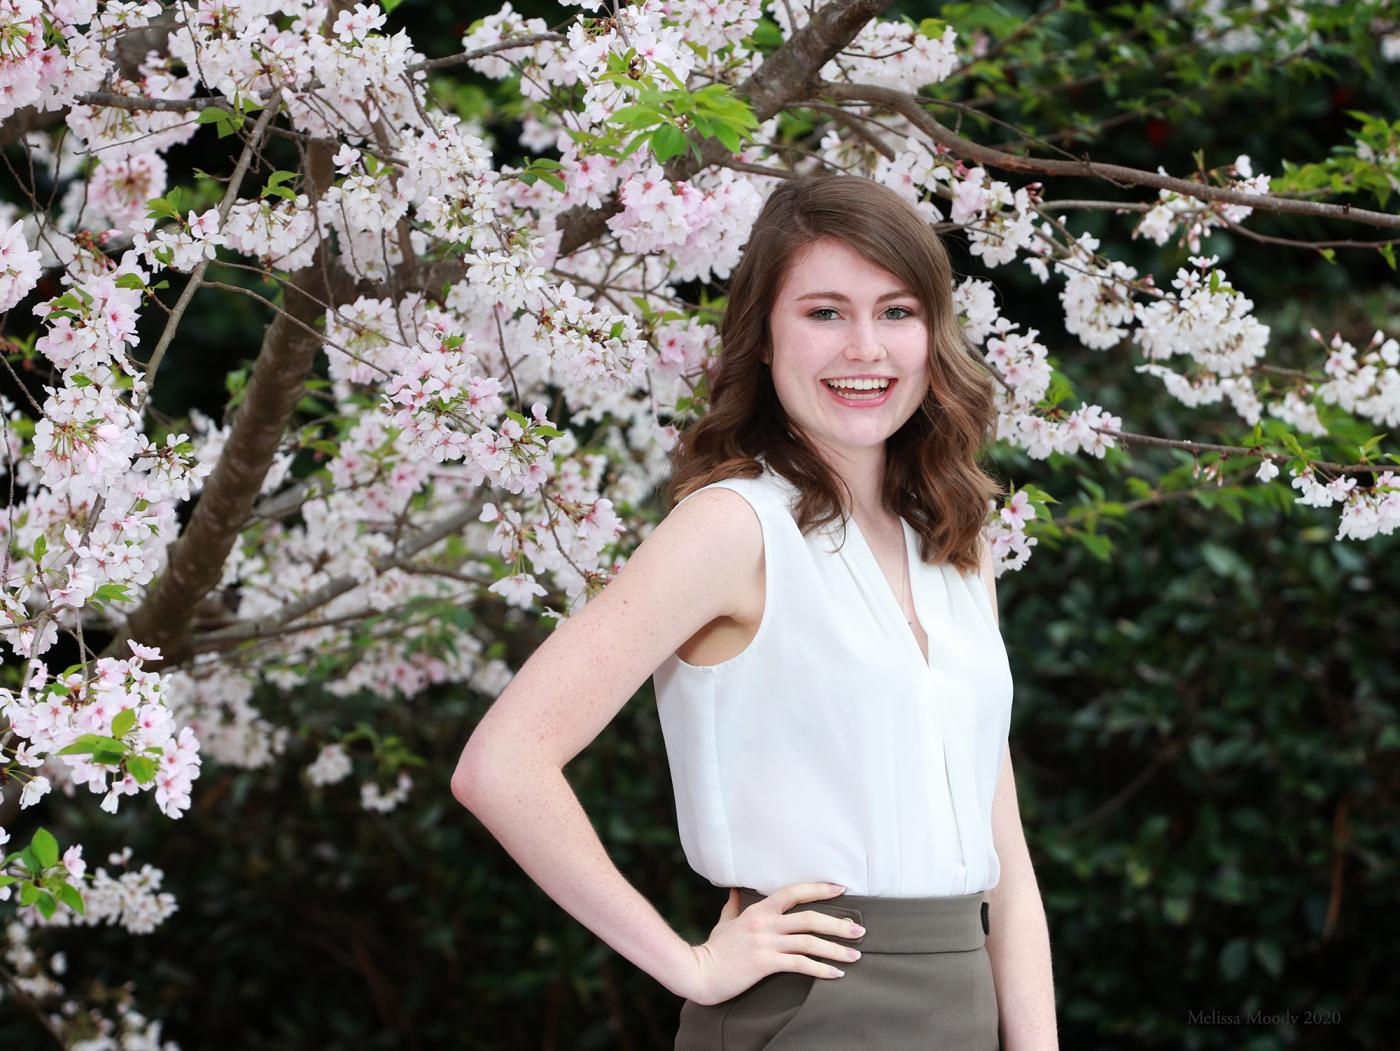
[980,537,1060,1050]
[451,488,763,1000]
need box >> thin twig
[137,90,284,409]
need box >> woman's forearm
[987,860,1059,1051]
[453,758,698,998]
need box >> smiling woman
[645,173,1036,1050]
[670,174,1002,576]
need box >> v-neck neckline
[844,511,931,671]
[754,457,932,670]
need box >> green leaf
[89,582,131,603]
[1200,542,1252,581]
[56,733,115,756]
[619,130,652,161]
[56,733,126,764]
[749,16,783,51]
[34,890,57,920]
[1163,896,1192,924]
[1078,532,1113,561]
[56,881,86,915]
[111,707,137,737]
[711,121,742,153]
[381,0,404,12]
[146,196,180,223]
[126,754,158,785]
[650,60,686,91]
[651,123,689,163]
[92,743,127,764]
[261,172,298,201]
[1253,939,1284,977]
[1219,937,1250,979]
[610,104,663,130]
[1357,432,1389,458]
[197,107,230,126]
[31,827,59,869]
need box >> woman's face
[767,237,931,462]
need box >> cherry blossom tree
[0,0,1397,1041]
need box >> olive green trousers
[675,886,999,1050]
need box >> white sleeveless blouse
[651,458,1014,898]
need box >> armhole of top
[668,480,775,672]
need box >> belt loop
[981,899,990,936]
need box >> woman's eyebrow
[794,290,916,302]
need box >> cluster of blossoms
[132,209,226,273]
[1131,254,1272,425]
[1133,155,1272,253]
[306,742,413,812]
[771,1,960,89]
[0,217,42,311]
[2,641,201,818]
[873,139,1043,265]
[361,770,414,813]
[954,275,1125,468]
[1311,327,1400,429]
[0,840,180,936]
[307,743,353,786]
[984,490,1039,575]
[0,843,180,1048]
[607,161,766,280]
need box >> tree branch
[812,80,1400,230]
[186,501,486,657]
[139,90,283,407]
[100,135,342,669]
[553,0,897,257]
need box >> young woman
[453,174,1058,1050]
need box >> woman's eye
[808,307,916,320]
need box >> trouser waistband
[735,886,990,953]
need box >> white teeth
[824,378,890,391]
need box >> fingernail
[850,923,865,935]
[829,883,845,892]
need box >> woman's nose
[846,320,886,358]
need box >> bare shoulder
[452,484,763,785]
[645,486,765,625]
[667,484,765,601]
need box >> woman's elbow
[450,735,495,809]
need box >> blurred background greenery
[2,1,1397,1048]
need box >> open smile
[821,377,896,408]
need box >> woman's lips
[821,377,896,408]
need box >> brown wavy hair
[665,172,1005,573]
